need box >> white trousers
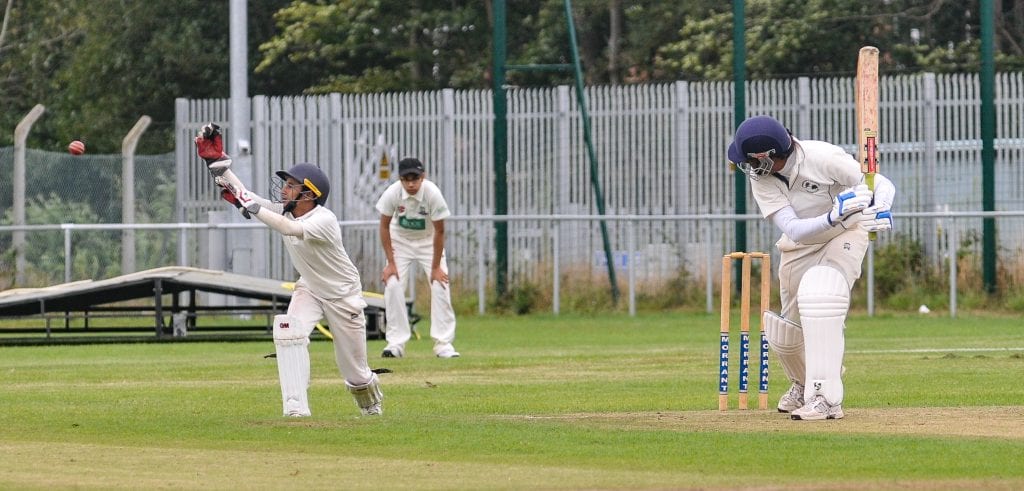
[383,234,457,350]
[289,284,373,386]
[774,227,867,397]
[776,227,868,320]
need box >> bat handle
[866,172,877,241]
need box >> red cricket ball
[68,140,86,155]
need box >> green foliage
[5,0,1024,153]
[0,193,120,283]
[257,0,492,93]
[873,234,931,298]
[0,0,291,153]
[1005,289,1024,312]
[509,280,542,315]
[847,233,1024,314]
[486,279,543,315]
[656,0,1024,80]
[655,10,733,80]
[636,266,704,311]
[657,0,884,80]
[510,0,715,86]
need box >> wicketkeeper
[195,123,383,417]
[376,158,459,359]
[728,115,895,421]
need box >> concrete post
[121,115,152,275]
[13,104,46,286]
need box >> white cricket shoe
[777,382,805,413]
[790,395,844,421]
[434,345,460,358]
[284,398,311,417]
[360,402,383,416]
[381,345,405,358]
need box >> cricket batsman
[727,115,895,420]
[195,123,383,417]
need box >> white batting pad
[346,372,384,414]
[273,314,311,417]
[797,265,850,405]
[763,311,805,385]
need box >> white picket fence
[175,74,1024,289]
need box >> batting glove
[860,174,895,233]
[194,123,232,177]
[827,184,872,227]
[861,208,893,232]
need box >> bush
[874,234,929,297]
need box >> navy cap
[398,158,425,177]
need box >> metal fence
[3,211,1022,317]
[4,74,1023,303]
[175,74,1024,288]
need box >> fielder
[728,115,895,421]
[376,158,459,359]
[195,124,383,417]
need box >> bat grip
[866,172,877,240]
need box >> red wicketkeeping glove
[195,123,232,177]
[219,187,251,219]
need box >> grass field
[2,311,1023,490]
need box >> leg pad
[763,310,805,385]
[797,266,849,405]
[274,315,311,417]
[346,372,383,416]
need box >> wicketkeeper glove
[215,177,260,217]
[827,184,872,227]
[219,188,252,219]
[194,123,232,177]
[234,189,261,216]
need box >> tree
[0,0,291,153]
[5,0,1024,154]
[0,1,81,148]
[256,0,493,93]
[508,0,705,86]
[655,0,1024,81]
[253,0,696,91]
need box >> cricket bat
[855,46,880,240]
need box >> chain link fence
[0,147,175,289]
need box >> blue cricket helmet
[727,116,794,178]
[276,163,330,205]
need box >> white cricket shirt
[375,179,451,241]
[281,205,362,299]
[750,139,865,245]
